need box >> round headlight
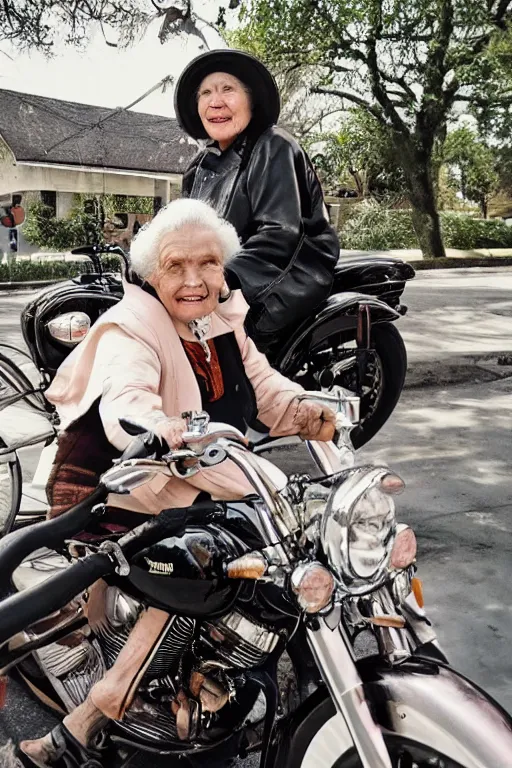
[320,467,402,594]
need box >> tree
[311,108,405,199]
[221,0,512,258]
[443,127,499,217]
[0,1,215,52]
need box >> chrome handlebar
[102,389,360,545]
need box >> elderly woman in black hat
[175,49,340,352]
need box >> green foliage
[93,194,154,218]
[311,108,404,198]
[0,257,122,283]
[441,212,512,249]
[443,128,499,216]
[228,21,334,140]
[23,201,104,250]
[341,205,417,250]
[341,204,512,250]
[472,27,512,140]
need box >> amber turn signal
[369,615,406,629]
[411,577,424,608]
[226,553,267,580]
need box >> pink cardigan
[46,282,303,512]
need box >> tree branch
[494,0,511,26]
[364,3,409,136]
[310,86,386,124]
[380,71,417,104]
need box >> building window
[41,190,57,215]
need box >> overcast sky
[0,3,225,117]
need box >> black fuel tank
[127,524,247,618]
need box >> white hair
[129,198,240,280]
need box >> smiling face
[150,225,225,324]
[197,71,252,150]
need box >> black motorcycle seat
[334,253,416,284]
[335,253,411,274]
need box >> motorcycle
[0,392,510,768]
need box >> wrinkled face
[197,72,252,150]
[150,225,225,324]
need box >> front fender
[278,292,400,374]
[272,659,512,768]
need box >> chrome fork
[306,612,393,768]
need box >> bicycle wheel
[0,436,22,536]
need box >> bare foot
[18,698,106,767]
[62,697,107,746]
[19,733,57,766]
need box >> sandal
[17,724,106,768]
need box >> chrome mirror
[47,312,91,347]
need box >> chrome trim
[46,312,91,347]
[101,460,174,494]
[307,616,393,768]
[306,440,349,476]
[368,587,413,662]
[220,441,298,542]
[104,586,141,628]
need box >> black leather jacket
[182,125,339,345]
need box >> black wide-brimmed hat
[174,49,280,140]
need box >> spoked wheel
[0,436,22,537]
[311,322,407,450]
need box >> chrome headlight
[320,467,404,595]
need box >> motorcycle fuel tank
[127,525,246,618]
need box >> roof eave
[15,159,183,182]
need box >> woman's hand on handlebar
[295,399,336,442]
[154,416,188,450]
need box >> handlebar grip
[0,485,106,593]
[0,552,116,648]
[119,433,164,462]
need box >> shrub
[0,256,121,283]
[341,204,416,250]
[23,201,104,250]
[340,202,512,250]
[441,212,512,249]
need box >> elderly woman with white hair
[18,198,336,768]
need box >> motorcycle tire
[335,322,407,450]
[0,436,22,538]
